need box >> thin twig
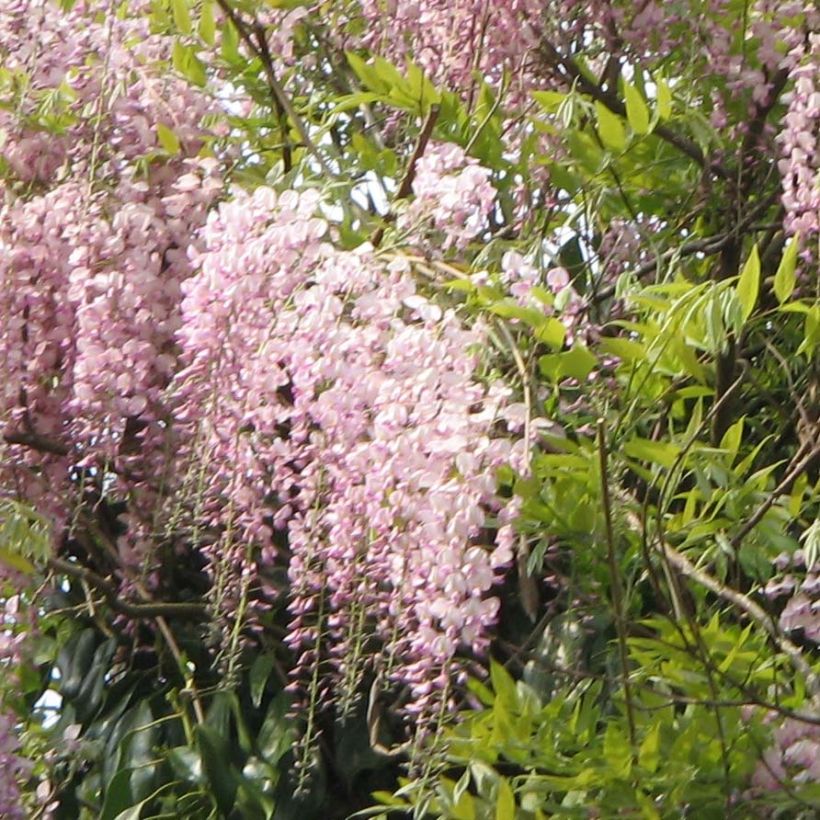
[48,557,206,619]
[730,440,820,550]
[214,0,335,177]
[370,104,440,247]
[597,419,638,753]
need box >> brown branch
[730,440,820,550]
[4,431,69,457]
[214,0,335,177]
[656,539,820,699]
[48,557,206,619]
[370,104,439,248]
[538,41,731,180]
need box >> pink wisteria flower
[173,185,516,721]
[401,142,496,249]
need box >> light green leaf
[624,80,650,135]
[623,438,680,469]
[452,790,476,820]
[533,317,566,350]
[221,19,240,63]
[198,0,215,45]
[539,345,597,381]
[599,337,645,361]
[531,90,566,113]
[595,101,625,151]
[172,41,206,87]
[156,122,180,154]
[737,244,760,322]
[495,778,516,820]
[172,0,191,35]
[720,416,744,457]
[639,723,661,773]
[0,548,35,575]
[656,77,672,120]
[490,660,518,709]
[773,233,799,304]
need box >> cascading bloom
[173,185,517,720]
[0,712,27,820]
[0,0,221,554]
[400,142,497,250]
[777,33,820,242]
[356,0,543,101]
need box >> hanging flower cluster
[0,1,521,742]
[0,712,28,820]
[0,0,221,551]
[173,185,517,719]
[777,33,820,243]
[400,142,497,250]
[356,0,543,100]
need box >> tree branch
[214,0,336,177]
[4,431,69,457]
[370,104,439,248]
[538,41,732,180]
[48,557,206,619]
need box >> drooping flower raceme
[400,142,497,250]
[777,33,820,243]
[0,711,27,820]
[0,0,221,554]
[172,186,516,722]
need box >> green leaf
[495,778,516,820]
[624,80,650,135]
[250,654,275,709]
[595,101,625,151]
[172,41,207,86]
[452,789,476,820]
[489,300,549,328]
[773,233,799,304]
[797,305,820,357]
[172,0,192,35]
[656,77,672,120]
[737,244,760,322]
[221,19,240,63]
[197,724,238,816]
[531,90,566,113]
[156,122,180,154]
[533,317,566,350]
[198,0,215,45]
[100,767,134,820]
[639,723,661,773]
[114,806,144,820]
[598,337,645,362]
[538,345,597,382]
[623,438,680,469]
[257,693,294,767]
[167,746,203,784]
[719,416,744,458]
[346,52,389,94]
[0,548,35,575]
[490,660,518,709]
